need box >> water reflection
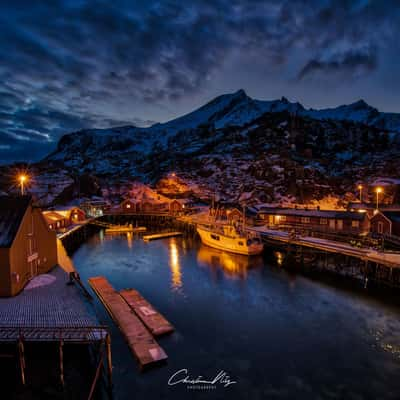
[169,238,182,291]
[197,245,263,279]
[126,232,133,249]
[274,251,284,267]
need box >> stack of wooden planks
[88,276,173,370]
[120,289,174,336]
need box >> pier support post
[18,337,26,385]
[88,343,105,400]
[106,334,113,388]
[59,340,64,386]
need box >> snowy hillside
[9,89,397,205]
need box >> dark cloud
[297,47,378,80]
[0,0,399,162]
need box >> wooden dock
[248,226,400,268]
[143,231,182,241]
[88,277,167,369]
[105,226,147,233]
[120,289,174,336]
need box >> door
[378,221,384,234]
[337,220,343,230]
[329,219,335,229]
[269,215,274,226]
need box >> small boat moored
[197,224,263,255]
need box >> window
[280,215,286,222]
[378,221,384,234]
[238,241,244,246]
[301,217,310,223]
[351,220,359,228]
[211,234,220,241]
[126,204,131,209]
[320,218,327,225]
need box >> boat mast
[242,204,246,231]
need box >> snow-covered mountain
[24,90,400,204]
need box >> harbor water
[72,230,400,400]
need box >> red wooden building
[370,211,400,236]
[120,199,137,213]
[42,211,69,231]
[0,196,57,297]
[258,207,370,235]
[53,206,86,224]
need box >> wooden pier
[105,226,146,234]
[120,289,174,336]
[248,226,400,268]
[143,231,182,241]
[88,277,167,369]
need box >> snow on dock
[0,266,106,342]
[88,277,167,369]
[142,231,182,241]
[119,289,174,336]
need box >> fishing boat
[197,224,263,255]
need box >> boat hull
[197,226,263,256]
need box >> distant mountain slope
[41,90,400,204]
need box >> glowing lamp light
[375,187,383,210]
[357,184,363,202]
[18,174,28,195]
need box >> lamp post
[357,185,363,202]
[19,175,27,196]
[375,187,382,210]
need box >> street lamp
[375,187,383,210]
[19,174,27,195]
[357,184,363,202]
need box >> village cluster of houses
[1,185,400,298]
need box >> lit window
[301,217,310,223]
[352,220,359,228]
[320,218,327,225]
[126,204,131,209]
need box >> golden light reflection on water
[169,238,182,290]
[274,251,284,267]
[126,232,133,249]
[197,245,263,279]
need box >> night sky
[1,0,399,163]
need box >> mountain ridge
[47,89,400,164]
[29,89,400,205]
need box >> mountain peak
[234,88,247,97]
[349,99,371,109]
